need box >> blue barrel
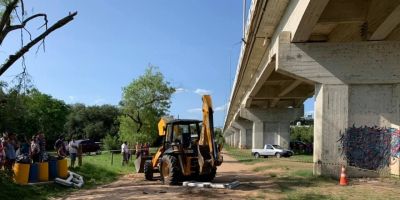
[28,163,38,183]
[48,159,58,180]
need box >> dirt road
[55,153,270,200]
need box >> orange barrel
[13,163,30,185]
[38,162,49,182]
[57,159,68,178]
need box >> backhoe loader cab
[140,95,223,185]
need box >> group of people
[120,142,150,165]
[54,136,81,168]
[0,132,47,173]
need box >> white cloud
[187,108,202,113]
[174,87,188,94]
[94,98,105,104]
[194,88,212,95]
[215,103,228,112]
[68,96,76,101]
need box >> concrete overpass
[224,0,400,176]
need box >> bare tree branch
[126,112,143,133]
[0,13,48,44]
[0,0,19,32]
[0,11,77,77]
[138,96,168,108]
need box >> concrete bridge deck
[223,0,400,177]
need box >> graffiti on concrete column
[392,129,400,158]
[338,126,400,170]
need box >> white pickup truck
[252,144,294,158]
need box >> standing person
[4,133,17,173]
[19,136,30,156]
[135,142,140,158]
[54,136,65,158]
[37,132,46,162]
[68,138,78,168]
[140,143,144,157]
[56,137,67,159]
[30,135,40,163]
[54,136,64,151]
[145,143,150,156]
[121,141,128,166]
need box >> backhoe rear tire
[160,155,181,185]
[144,161,153,180]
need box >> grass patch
[286,192,339,200]
[290,169,313,177]
[274,175,335,193]
[224,146,313,165]
[253,165,290,172]
[224,146,264,165]
[290,154,313,163]
[0,152,136,200]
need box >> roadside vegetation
[0,153,136,200]
[224,145,313,164]
[225,147,400,200]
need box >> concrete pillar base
[314,83,400,177]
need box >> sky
[0,0,313,127]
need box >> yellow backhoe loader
[135,95,223,185]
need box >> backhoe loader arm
[199,95,223,166]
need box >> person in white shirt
[121,141,129,165]
[68,139,78,168]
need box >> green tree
[102,134,120,150]
[214,128,225,146]
[0,87,69,148]
[290,126,313,143]
[119,66,175,145]
[64,104,120,141]
[26,89,70,146]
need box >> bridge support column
[240,107,303,149]
[313,83,400,177]
[232,119,252,149]
[277,34,400,177]
[229,126,240,148]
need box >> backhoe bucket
[135,155,152,173]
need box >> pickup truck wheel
[254,153,260,159]
[275,153,281,158]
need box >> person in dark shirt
[37,132,46,162]
[30,135,40,163]
[4,133,17,173]
[19,136,30,156]
[55,136,67,159]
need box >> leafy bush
[290,126,313,143]
[102,134,120,150]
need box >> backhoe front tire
[160,155,181,185]
[144,161,153,180]
[197,167,217,182]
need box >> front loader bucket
[134,155,152,173]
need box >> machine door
[265,144,274,155]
